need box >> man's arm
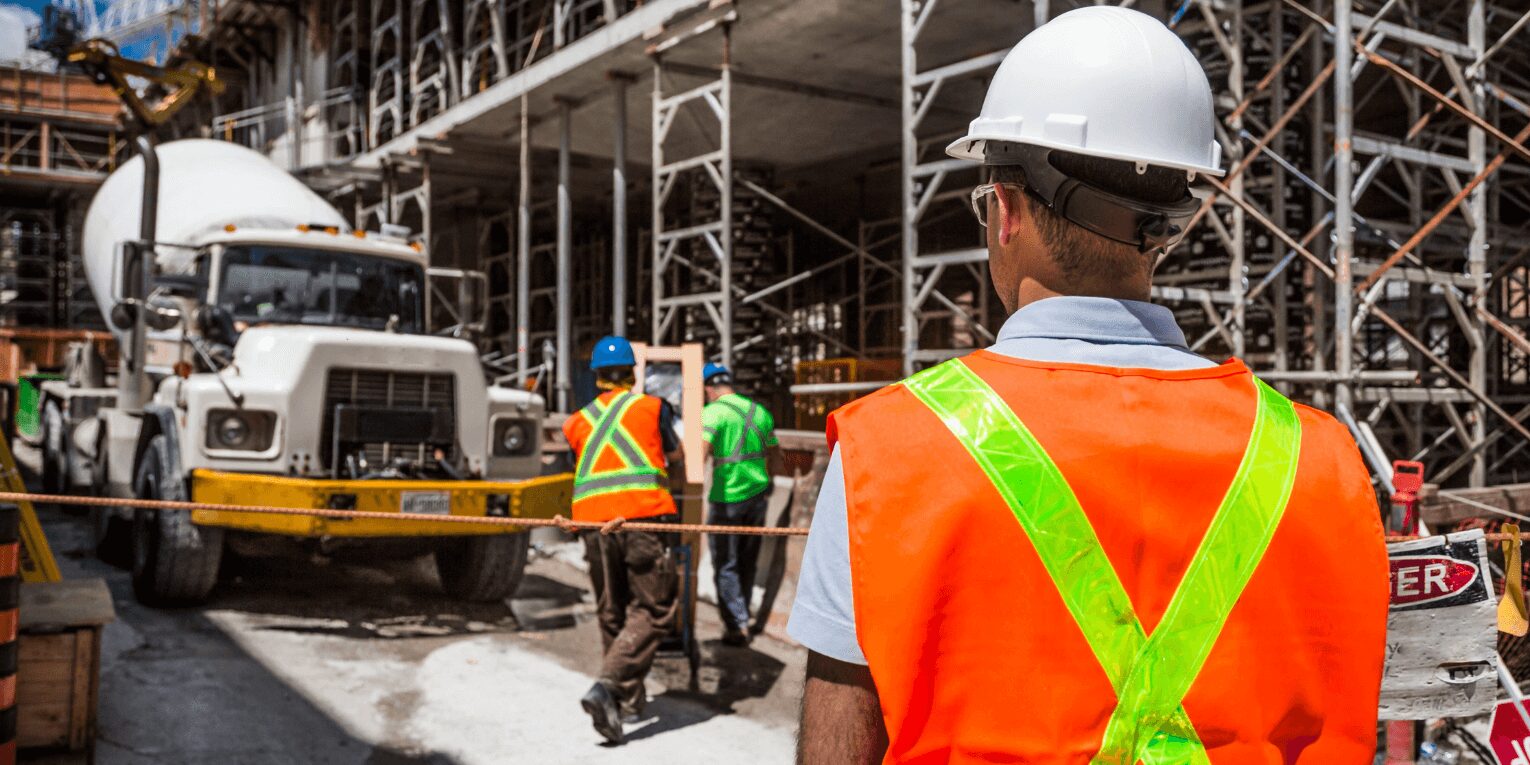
[798,651,886,765]
[659,399,687,496]
[666,448,687,495]
[766,444,787,478]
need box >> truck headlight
[205,409,276,452]
[493,418,536,457]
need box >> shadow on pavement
[17,444,466,765]
[626,640,787,743]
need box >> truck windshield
[218,245,424,333]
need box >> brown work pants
[582,522,679,713]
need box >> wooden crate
[17,579,115,755]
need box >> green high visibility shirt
[702,393,778,503]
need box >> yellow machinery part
[0,435,61,582]
[189,470,572,538]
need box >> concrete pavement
[20,450,802,763]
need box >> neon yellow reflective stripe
[903,359,1301,765]
[611,419,662,471]
[1097,378,1300,764]
[902,359,1162,701]
[573,470,667,500]
[575,392,667,500]
[574,393,634,479]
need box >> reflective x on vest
[903,359,1302,765]
[712,397,767,464]
[573,392,667,501]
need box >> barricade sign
[1379,529,1498,720]
[1491,699,1530,765]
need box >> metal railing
[212,87,365,168]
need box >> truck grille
[321,368,457,470]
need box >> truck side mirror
[197,304,240,347]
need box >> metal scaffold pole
[517,96,532,380]
[612,72,631,337]
[556,98,574,412]
[1467,0,1489,487]
[649,15,736,367]
[1332,0,1355,411]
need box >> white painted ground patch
[408,637,797,763]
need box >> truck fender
[134,405,184,487]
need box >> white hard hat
[946,6,1223,177]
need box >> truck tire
[435,532,530,602]
[131,434,223,605]
[92,433,132,567]
[93,503,132,568]
[40,401,69,495]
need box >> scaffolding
[141,0,1530,491]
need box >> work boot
[721,627,750,647]
[580,681,624,745]
[620,692,648,724]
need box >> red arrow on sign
[1491,699,1530,764]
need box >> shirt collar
[996,296,1191,348]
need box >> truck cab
[41,224,569,605]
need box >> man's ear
[996,186,1024,247]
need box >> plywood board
[19,579,115,630]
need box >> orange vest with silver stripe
[829,353,1389,763]
[562,389,676,523]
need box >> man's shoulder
[1289,401,1364,457]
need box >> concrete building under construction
[9,0,1530,499]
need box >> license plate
[401,491,452,516]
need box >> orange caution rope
[0,491,809,537]
[6,491,1516,543]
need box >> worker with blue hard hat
[562,334,684,745]
[591,336,637,370]
[700,358,781,647]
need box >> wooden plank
[17,701,70,749]
[68,631,92,750]
[19,632,76,662]
[1420,482,1530,526]
[1379,530,1499,719]
[19,580,115,630]
[18,662,77,704]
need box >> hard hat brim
[945,134,1226,178]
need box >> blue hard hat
[703,363,730,383]
[590,336,636,370]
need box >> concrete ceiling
[395,0,1060,189]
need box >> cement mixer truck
[37,139,570,604]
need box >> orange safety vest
[828,352,1388,764]
[563,389,676,523]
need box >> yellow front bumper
[189,470,573,538]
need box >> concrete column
[611,73,632,337]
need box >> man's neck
[1014,275,1151,310]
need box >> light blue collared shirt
[785,296,1218,664]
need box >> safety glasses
[968,182,1023,228]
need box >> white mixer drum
[82,139,348,339]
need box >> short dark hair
[596,366,635,386]
[989,150,1188,281]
